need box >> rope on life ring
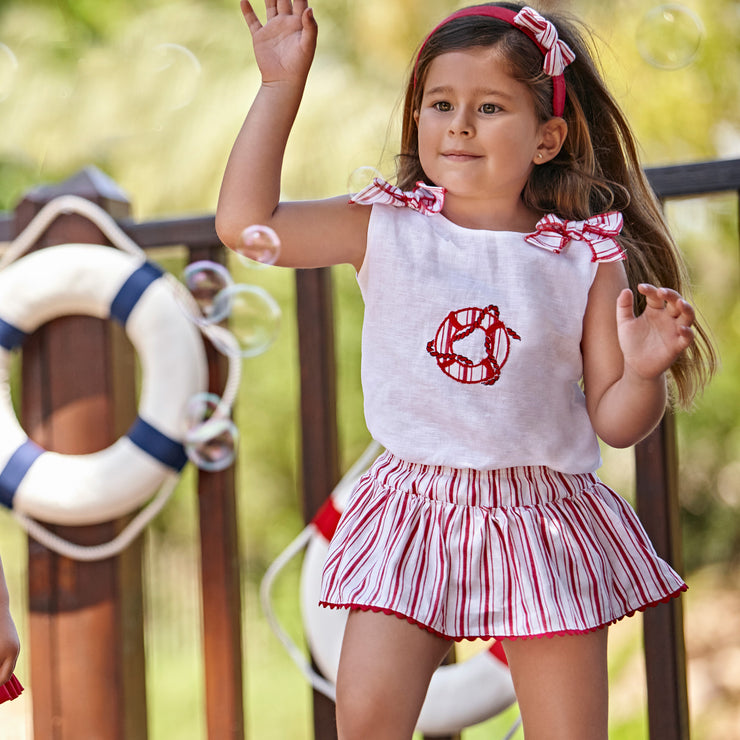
[0,196,241,560]
[260,441,520,736]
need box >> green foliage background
[0,0,738,737]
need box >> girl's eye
[432,101,452,112]
[480,103,499,114]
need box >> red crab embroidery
[426,305,521,385]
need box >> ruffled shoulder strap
[525,212,626,263]
[349,178,445,216]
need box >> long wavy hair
[397,1,716,408]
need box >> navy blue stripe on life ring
[0,317,28,351]
[0,439,44,508]
[109,261,164,326]
[127,416,188,471]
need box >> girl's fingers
[666,294,695,325]
[258,0,309,22]
[615,288,635,325]
[243,0,313,36]
[637,282,666,309]
[240,0,263,33]
[301,5,316,36]
[0,658,16,685]
[638,284,695,325]
[275,0,294,15]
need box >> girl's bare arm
[582,261,695,448]
[216,0,369,271]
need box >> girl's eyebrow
[424,85,453,96]
[424,85,514,99]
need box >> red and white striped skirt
[319,451,686,640]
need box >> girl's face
[414,45,550,229]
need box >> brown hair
[397,1,716,408]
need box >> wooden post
[635,412,690,740]
[294,268,461,740]
[188,244,246,740]
[15,168,147,739]
[295,267,340,740]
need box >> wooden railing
[1,156,738,739]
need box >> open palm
[616,284,695,380]
[241,0,317,85]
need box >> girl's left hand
[0,611,20,686]
[616,283,695,380]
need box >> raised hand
[0,564,19,687]
[241,0,317,85]
[0,614,19,686]
[616,283,695,381]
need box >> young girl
[0,555,22,704]
[217,2,715,737]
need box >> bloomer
[319,451,686,640]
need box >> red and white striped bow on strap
[525,212,626,263]
[514,7,576,76]
[349,178,446,216]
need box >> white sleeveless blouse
[355,187,625,474]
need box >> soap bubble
[145,42,201,110]
[210,284,281,358]
[0,43,18,101]
[183,260,233,323]
[183,392,237,471]
[236,224,281,268]
[184,417,238,471]
[347,166,383,200]
[636,4,704,70]
[184,392,222,431]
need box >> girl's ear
[413,109,420,127]
[534,118,568,164]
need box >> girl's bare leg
[502,628,609,740]
[335,609,452,740]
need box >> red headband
[413,5,576,117]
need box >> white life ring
[296,444,518,736]
[0,243,208,526]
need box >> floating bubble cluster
[181,227,283,470]
[636,4,704,70]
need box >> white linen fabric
[358,204,608,473]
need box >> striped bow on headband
[414,5,576,116]
[514,7,576,77]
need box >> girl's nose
[449,109,474,136]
